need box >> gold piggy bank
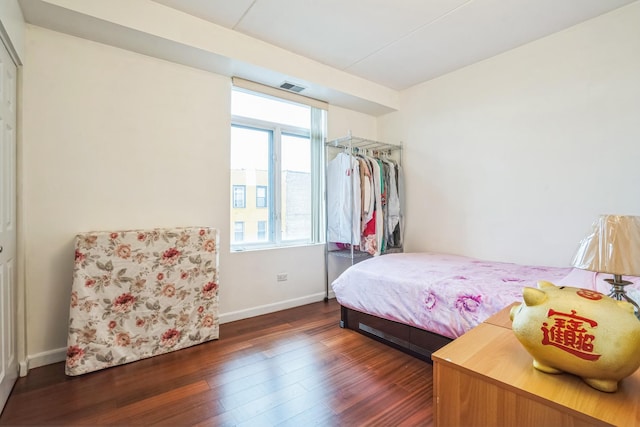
[510,281,640,392]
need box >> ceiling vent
[279,81,306,93]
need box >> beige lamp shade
[571,215,640,277]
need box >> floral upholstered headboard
[66,227,219,376]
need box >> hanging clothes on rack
[357,156,373,255]
[326,151,361,245]
[383,156,401,248]
[325,135,402,256]
[357,156,373,229]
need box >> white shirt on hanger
[327,152,361,244]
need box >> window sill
[231,242,325,254]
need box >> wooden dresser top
[432,303,640,426]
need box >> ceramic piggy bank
[510,281,640,392]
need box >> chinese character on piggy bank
[510,281,640,392]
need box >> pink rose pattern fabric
[66,227,219,376]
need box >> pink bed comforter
[331,252,640,339]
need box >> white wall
[379,2,640,267]
[21,25,377,367]
[327,104,378,142]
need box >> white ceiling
[152,0,635,90]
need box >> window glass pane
[232,90,310,129]
[281,133,311,241]
[231,126,271,245]
[257,221,267,241]
[231,126,270,171]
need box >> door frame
[0,12,25,385]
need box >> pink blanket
[331,252,640,339]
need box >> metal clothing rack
[323,132,403,301]
[325,134,403,158]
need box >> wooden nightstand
[432,304,640,427]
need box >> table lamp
[571,214,640,318]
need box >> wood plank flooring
[0,298,434,426]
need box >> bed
[331,252,640,362]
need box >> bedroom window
[230,84,326,251]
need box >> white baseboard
[23,347,66,374]
[19,360,28,377]
[22,293,336,373]
[219,292,334,324]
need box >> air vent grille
[279,81,306,93]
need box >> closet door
[0,38,17,412]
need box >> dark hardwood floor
[0,298,434,426]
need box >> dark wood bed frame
[340,305,452,363]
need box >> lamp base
[605,275,640,320]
